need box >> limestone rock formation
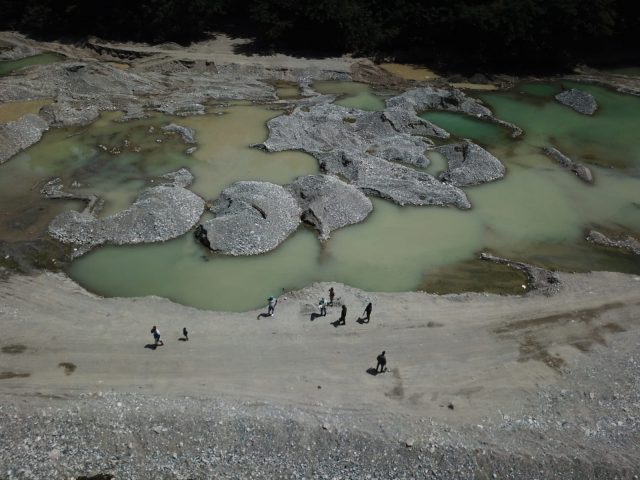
[554,89,598,115]
[436,140,506,187]
[287,174,373,240]
[203,181,302,255]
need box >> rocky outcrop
[261,103,436,168]
[317,151,470,209]
[48,172,204,257]
[586,230,640,256]
[480,252,561,295]
[258,102,472,209]
[287,175,372,240]
[554,89,598,115]
[161,124,196,144]
[386,87,523,137]
[0,114,49,164]
[436,140,505,187]
[203,181,301,255]
[542,147,594,184]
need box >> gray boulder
[317,151,470,209]
[436,140,506,187]
[48,181,204,257]
[542,147,594,183]
[554,89,598,115]
[204,181,301,255]
[0,114,49,164]
[287,174,373,240]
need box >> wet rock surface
[203,181,301,255]
[287,174,373,240]
[554,88,598,115]
[0,114,49,164]
[47,172,204,257]
[543,147,594,183]
[586,230,640,256]
[436,140,506,187]
[480,252,561,295]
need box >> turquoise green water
[313,81,387,111]
[2,81,639,311]
[0,53,64,75]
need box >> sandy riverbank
[1,271,639,477]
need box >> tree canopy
[1,0,637,72]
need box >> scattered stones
[436,140,506,187]
[0,114,49,164]
[554,89,598,115]
[203,181,301,255]
[287,174,372,241]
[542,147,594,184]
[586,230,640,256]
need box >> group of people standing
[317,288,373,326]
[148,286,387,373]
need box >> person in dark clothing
[363,302,372,323]
[376,351,386,373]
[329,287,335,306]
[183,327,189,341]
[194,224,212,251]
[339,304,347,325]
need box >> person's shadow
[310,312,323,321]
[366,367,379,376]
[144,344,158,350]
[178,337,188,342]
[330,318,344,328]
[356,317,369,325]
[256,313,271,319]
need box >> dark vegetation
[1,0,638,73]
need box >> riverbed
[1,80,638,311]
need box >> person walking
[339,304,347,325]
[329,287,335,306]
[363,302,372,323]
[151,326,164,346]
[183,327,189,341]
[318,297,327,316]
[376,351,386,373]
[267,296,278,316]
